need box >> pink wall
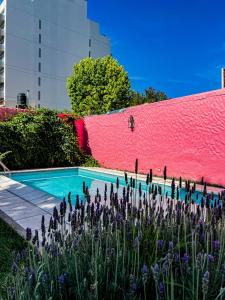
[81,89,225,187]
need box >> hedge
[0,109,84,170]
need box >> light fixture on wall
[128,115,135,131]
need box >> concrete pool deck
[0,174,60,237]
[0,166,224,238]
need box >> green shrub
[81,154,100,167]
[0,109,84,169]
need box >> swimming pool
[10,168,216,205]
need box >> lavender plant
[6,172,225,300]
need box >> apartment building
[0,0,111,110]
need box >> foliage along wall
[77,89,225,187]
[0,108,28,121]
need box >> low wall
[79,89,225,187]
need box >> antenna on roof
[222,68,225,89]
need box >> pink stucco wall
[81,89,225,187]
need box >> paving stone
[17,213,51,230]
[28,194,56,206]
[0,190,14,199]
[3,204,45,221]
[22,191,51,202]
[37,198,59,213]
[11,186,35,196]
[0,197,25,209]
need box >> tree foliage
[67,56,130,116]
[0,109,83,170]
[130,87,168,106]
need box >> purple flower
[130,274,137,291]
[11,262,18,275]
[26,227,32,241]
[151,263,160,282]
[142,264,148,274]
[168,241,173,250]
[213,240,220,251]
[159,282,165,296]
[157,240,163,250]
[202,271,209,295]
[182,253,189,264]
[24,266,30,280]
[142,264,148,284]
[58,272,69,286]
[200,233,205,242]
[208,254,214,263]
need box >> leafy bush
[0,109,84,170]
[6,172,225,300]
[0,108,28,122]
[81,154,100,167]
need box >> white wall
[4,0,111,110]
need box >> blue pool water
[11,168,216,205]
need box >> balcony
[0,75,4,83]
[0,29,4,37]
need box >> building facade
[0,0,111,110]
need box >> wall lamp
[128,115,135,131]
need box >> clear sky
[88,0,225,98]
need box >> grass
[0,217,26,297]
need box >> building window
[39,34,41,44]
[89,39,91,47]
[39,19,41,30]
[89,51,91,58]
[38,104,40,108]
[38,77,41,86]
[39,48,41,58]
[38,91,41,100]
[38,62,41,72]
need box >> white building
[0,0,111,110]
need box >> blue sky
[88,0,225,98]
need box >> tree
[67,56,130,116]
[144,87,168,103]
[130,87,168,106]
